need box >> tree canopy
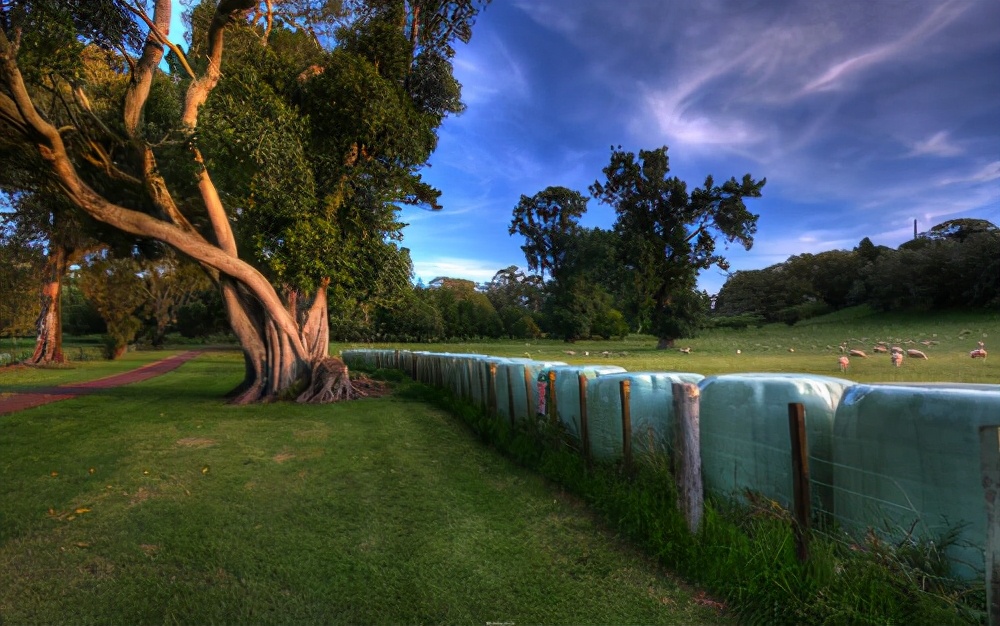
[590,145,764,347]
[0,0,489,401]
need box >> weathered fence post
[507,369,516,429]
[672,382,703,533]
[788,402,811,561]
[982,425,1000,626]
[548,370,558,424]
[488,363,498,417]
[579,373,590,466]
[620,379,632,470]
[523,367,533,421]
[465,361,473,400]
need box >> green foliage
[78,253,147,359]
[717,222,1000,320]
[591,146,764,346]
[509,186,589,282]
[0,227,44,338]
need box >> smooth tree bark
[28,243,70,364]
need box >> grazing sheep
[872,345,888,353]
[563,350,576,356]
[679,347,691,354]
[849,349,868,358]
[838,343,848,353]
[788,347,795,353]
[838,355,850,372]
[906,349,928,359]
[890,346,903,354]
[891,351,903,367]
[970,349,987,359]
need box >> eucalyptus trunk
[28,244,68,364]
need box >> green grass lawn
[0,352,727,625]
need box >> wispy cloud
[412,257,504,284]
[906,131,963,158]
[799,1,969,94]
[937,161,1000,186]
[453,34,529,106]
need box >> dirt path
[0,350,206,416]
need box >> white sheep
[838,355,850,372]
[906,349,928,359]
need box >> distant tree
[509,187,588,283]
[483,266,544,338]
[0,225,45,342]
[591,146,764,348]
[137,248,213,346]
[425,276,502,339]
[921,218,998,242]
[78,252,147,358]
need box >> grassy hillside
[335,307,1000,384]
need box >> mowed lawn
[0,352,726,625]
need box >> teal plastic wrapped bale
[699,373,853,514]
[473,357,534,418]
[538,365,627,440]
[449,354,488,401]
[495,360,567,424]
[586,372,705,462]
[833,383,1000,580]
[339,349,365,369]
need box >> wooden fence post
[524,367,533,420]
[982,425,1000,626]
[462,359,472,400]
[620,379,632,470]
[672,382,703,533]
[548,371,558,424]
[579,373,590,466]
[488,363,498,417]
[507,369,516,429]
[788,402,811,562]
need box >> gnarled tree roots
[296,356,356,403]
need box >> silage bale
[585,371,704,462]
[698,373,853,515]
[833,382,1000,580]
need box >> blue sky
[396,0,1000,294]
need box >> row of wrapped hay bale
[339,349,1000,581]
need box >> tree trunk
[656,336,675,350]
[28,244,68,364]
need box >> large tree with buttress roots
[0,0,487,402]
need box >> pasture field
[334,307,1000,384]
[0,352,726,625]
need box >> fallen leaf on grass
[693,591,727,611]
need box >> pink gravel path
[0,350,206,416]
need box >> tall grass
[401,374,987,625]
